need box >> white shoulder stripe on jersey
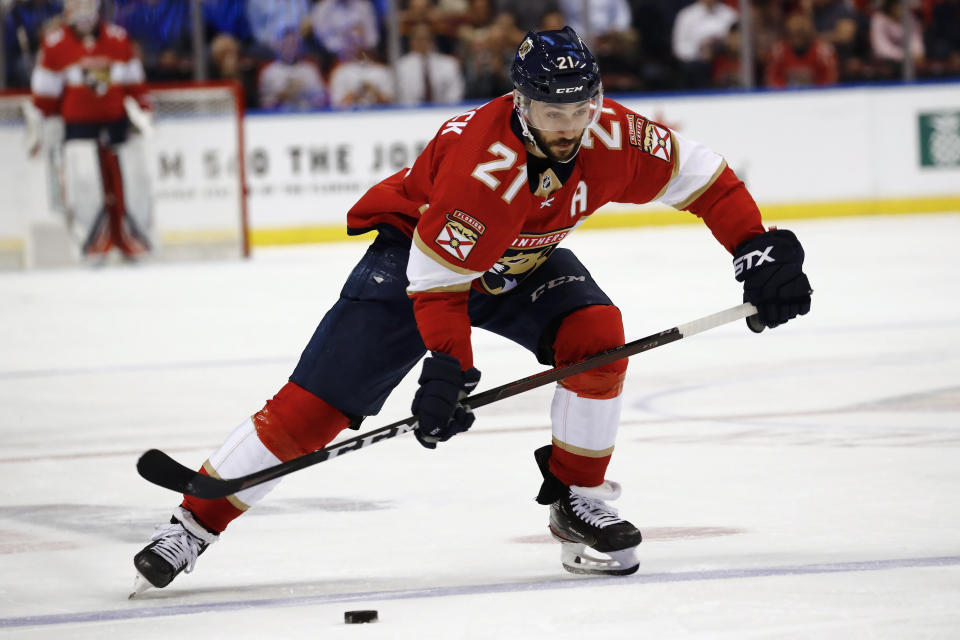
[111,58,145,85]
[407,229,482,294]
[31,65,64,97]
[656,131,725,209]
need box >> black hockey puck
[344,610,378,624]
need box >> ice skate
[549,482,642,576]
[534,445,641,576]
[130,507,218,597]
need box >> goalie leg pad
[100,146,150,256]
[62,139,104,246]
[548,305,627,487]
[116,136,154,249]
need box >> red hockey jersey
[347,95,765,368]
[31,22,149,123]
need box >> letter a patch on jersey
[435,210,485,261]
[642,122,672,163]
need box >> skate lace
[149,523,204,574]
[569,492,624,529]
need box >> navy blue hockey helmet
[511,27,602,104]
[511,27,603,134]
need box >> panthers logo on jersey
[480,227,572,294]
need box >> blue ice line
[2,555,958,629]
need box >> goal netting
[0,82,249,269]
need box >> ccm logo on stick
[733,246,775,276]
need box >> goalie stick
[137,302,757,499]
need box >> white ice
[1,214,958,639]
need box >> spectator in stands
[460,9,518,99]
[539,9,565,32]
[310,0,379,60]
[869,0,924,74]
[247,0,311,56]
[495,0,558,31]
[710,20,743,88]
[672,0,739,88]
[629,0,680,90]
[202,0,253,45]
[114,0,193,81]
[808,0,858,55]
[557,0,631,43]
[208,33,258,108]
[806,0,867,79]
[556,0,638,92]
[327,28,395,108]
[453,0,493,45]
[3,0,63,87]
[394,21,464,105]
[765,11,838,87]
[258,27,327,110]
[925,0,960,75]
[749,0,787,66]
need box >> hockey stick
[137,302,757,499]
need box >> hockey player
[27,0,153,261]
[132,27,812,592]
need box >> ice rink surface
[1,213,958,638]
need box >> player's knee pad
[553,305,627,399]
[252,382,353,461]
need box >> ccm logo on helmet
[733,246,775,276]
[555,86,584,94]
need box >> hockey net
[0,82,249,269]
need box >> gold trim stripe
[202,460,252,511]
[245,196,960,247]
[552,437,615,459]
[673,159,728,211]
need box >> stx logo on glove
[733,246,775,277]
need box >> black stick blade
[136,449,200,493]
[136,449,248,499]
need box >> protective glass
[515,90,603,132]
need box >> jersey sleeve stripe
[672,159,727,211]
[111,59,145,85]
[407,229,482,293]
[655,131,725,207]
[651,131,682,202]
[30,65,64,97]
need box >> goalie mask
[66,0,101,33]
[510,27,603,160]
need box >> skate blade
[560,542,639,576]
[128,573,153,599]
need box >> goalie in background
[27,0,154,262]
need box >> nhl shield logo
[435,210,485,261]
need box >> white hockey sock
[203,417,283,511]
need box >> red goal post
[0,81,249,268]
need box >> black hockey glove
[412,352,481,450]
[734,228,813,333]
